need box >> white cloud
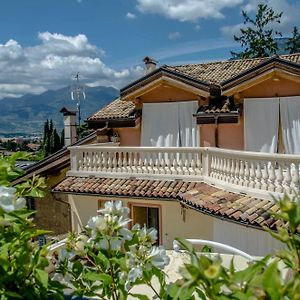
[245,0,300,33]
[221,23,244,38]
[0,32,143,99]
[136,0,243,22]
[126,12,136,19]
[195,25,201,31]
[168,31,182,40]
[222,0,300,38]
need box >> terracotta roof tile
[87,98,135,121]
[165,53,300,85]
[53,176,284,230]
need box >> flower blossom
[0,186,26,212]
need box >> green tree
[232,4,282,59]
[286,26,300,54]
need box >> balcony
[68,145,300,199]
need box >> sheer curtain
[280,96,300,154]
[178,101,200,147]
[244,98,279,153]
[141,101,199,147]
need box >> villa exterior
[20,54,300,255]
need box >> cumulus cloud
[136,0,243,22]
[168,31,182,40]
[126,12,136,19]
[0,32,143,99]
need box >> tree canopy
[286,26,300,54]
[232,4,282,59]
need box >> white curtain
[141,101,199,147]
[280,96,300,154]
[244,98,279,153]
[178,101,199,147]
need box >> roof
[164,53,300,86]
[53,176,195,199]
[120,53,300,98]
[87,98,136,121]
[53,176,283,231]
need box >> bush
[0,152,64,299]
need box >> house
[20,54,300,255]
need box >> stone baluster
[261,162,268,190]
[122,152,127,172]
[230,159,235,184]
[111,152,117,172]
[189,153,196,175]
[254,161,262,189]
[196,152,202,175]
[249,161,256,188]
[243,160,250,187]
[267,161,276,192]
[234,159,240,185]
[166,152,172,174]
[238,160,244,186]
[275,162,284,193]
[283,162,292,194]
[292,163,299,194]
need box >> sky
[0,0,299,99]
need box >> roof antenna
[71,72,86,127]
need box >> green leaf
[129,293,149,300]
[72,261,83,278]
[82,272,112,284]
[35,269,49,289]
[175,238,194,253]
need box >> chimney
[143,56,157,73]
[60,107,77,146]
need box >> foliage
[0,152,64,299]
[55,201,170,300]
[43,119,63,157]
[286,26,300,54]
[232,4,282,58]
[168,195,300,300]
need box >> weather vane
[71,72,86,126]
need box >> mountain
[0,85,119,136]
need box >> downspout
[214,115,219,148]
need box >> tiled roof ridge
[166,52,300,69]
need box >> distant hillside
[0,86,119,135]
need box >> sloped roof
[120,53,300,98]
[87,98,135,121]
[164,53,300,86]
[53,176,283,231]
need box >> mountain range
[0,86,119,136]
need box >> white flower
[0,186,26,212]
[98,201,129,219]
[128,266,143,282]
[148,246,170,269]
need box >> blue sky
[0,0,299,98]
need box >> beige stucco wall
[67,194,283,255]
[116,126,141,146]
[116,76,300,151]
[68,195,213,249]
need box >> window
[130,204,161,244]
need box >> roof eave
[120,66,212,100]
[221,57,300,95]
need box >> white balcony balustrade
[68,145,300,198]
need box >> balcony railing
[68,146,300,198]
